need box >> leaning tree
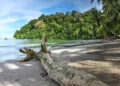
[91,0,120,38]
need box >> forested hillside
[14,7,120,39]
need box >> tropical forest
[14,0,120,40]
[0,0,120,86]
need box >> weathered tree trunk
[19,34,108,86]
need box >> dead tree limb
[19,34,108,86]
[19,47,37,62]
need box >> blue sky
[0,0,102,38]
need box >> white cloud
[73,0,81,5]
[0,25,16,38]
[96,3,103,10]
[72,0,103,12]
[0,0,63,38]
[0,0,102,38]
[0,18,18,24]
[0,0,63,20]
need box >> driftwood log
[19,34,108,86]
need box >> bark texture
[19,34,108,86]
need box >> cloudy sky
[0,0,102,38]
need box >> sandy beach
[0,60,60,86]
[0,40,120,86]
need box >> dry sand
[0,40,120,86]
[0,60,60,86]
[52,41,120,86]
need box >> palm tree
[91,0,120,23]
[91,7,101,37]
[91,0,120,38]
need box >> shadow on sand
[0,60,60,86]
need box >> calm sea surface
[0,38,81,62]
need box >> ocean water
[0,38,81,62]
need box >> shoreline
[0,40,120,86]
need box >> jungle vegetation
[14,0,120,39]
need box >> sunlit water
[0,38,81,62]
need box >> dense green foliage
[14,0,120,39]
[91,0,120,38]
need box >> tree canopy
[14,1,120,40]
[91,0,120,38]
